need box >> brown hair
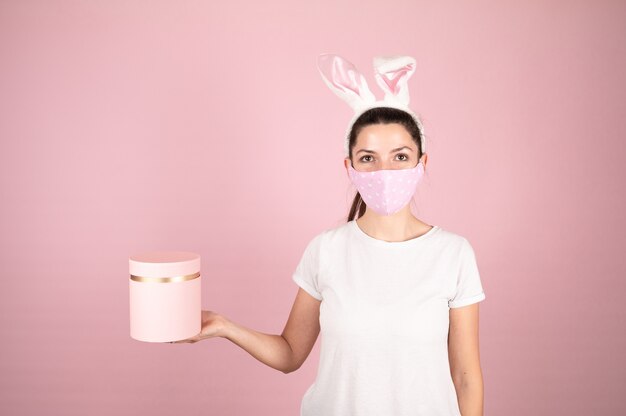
[346,107,425,222]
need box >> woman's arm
[223,287,321,373]
[448,302,485,416]
[176,288,321,374]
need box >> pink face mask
[347,161,424,216]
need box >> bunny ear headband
[316,53,426,157]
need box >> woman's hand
[170,310,229,344]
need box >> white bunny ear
[317,54,376,111]
[373,55,416,106]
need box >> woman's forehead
[355,124,415,152]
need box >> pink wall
[1,0,625,414]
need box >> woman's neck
[355,210,432,243]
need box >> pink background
[1,1,625,414]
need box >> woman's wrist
[217,314,234,339]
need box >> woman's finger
[171,335,200,343]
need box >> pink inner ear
[318,55,365,97]
[379,64,413,95]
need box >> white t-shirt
[291,219,486,416]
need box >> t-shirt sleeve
[448,238,486,308]
[291,233,324,301]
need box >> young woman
[175,56,486,416]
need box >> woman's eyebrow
[356,146,413,155]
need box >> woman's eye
[396,154,409,161]
[360,155,373,162]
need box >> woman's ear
[344,157,352,178]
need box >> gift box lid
[129,251,200,278]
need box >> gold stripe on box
[130,272,200,283]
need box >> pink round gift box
[129,251,201,343]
